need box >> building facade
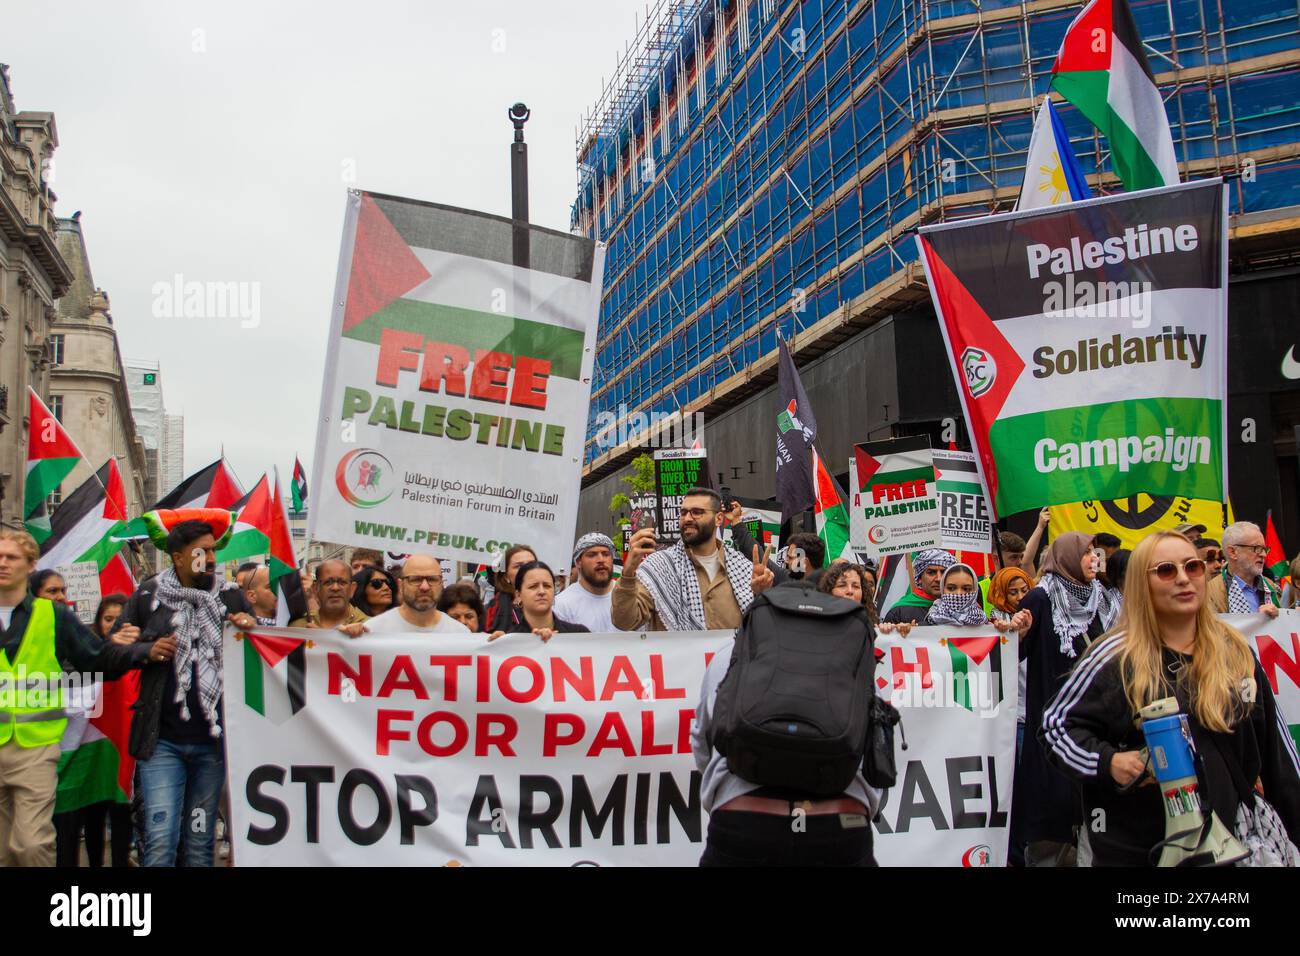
[49,214,149,517]
[0,64,72,530]
[125,360,176,504]
[574,0,1300,543]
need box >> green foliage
[608,453,656,513]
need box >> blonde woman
[1041,531,1300,866]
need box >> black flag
[774,339,818,522]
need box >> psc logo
[335,448,395,508]
[960,347,996,399]
[868,525,890,545]
[961,844,992,867]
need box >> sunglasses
[367,578,391,589]
[1147,558,1207,581]
[1201,550,1221,562]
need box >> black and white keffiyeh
[1225,572,1275,616]
[154,567,226,739]
[925,591,988,626]
[635,540,755,631]
[1040,571,1121,658]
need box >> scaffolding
[577,0,1300,475]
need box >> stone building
[49,213,148,517]
[0,64,72,530]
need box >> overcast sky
[7,0,644,492]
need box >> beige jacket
[611,554,743,632]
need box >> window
[49,394,63,422]
[49,334,64,366]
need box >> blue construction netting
[580,0,1300,461]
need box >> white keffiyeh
[635,540,755,631]
[154,567,226,739]
[1041,571,1121,659]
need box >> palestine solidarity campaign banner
[917,180,1228,518]
[310,191,605,570]
[223,626,1017,866]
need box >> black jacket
[507,614,590,634]
[112,578,249,761]
[1010,586,1107,847]
[1040,639,1300,866]
[2,594,150,675]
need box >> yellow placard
[1049,496,1234,551]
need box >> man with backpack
[691,579,887,866]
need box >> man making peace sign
[612,487,775,632]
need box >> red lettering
[550,656,595,702]
[677,708,696,754]
[427,655,473,701]
[542,713,585,756]
[498,656,546,703]
[419,341,470,396]
[416,711,469,757]
[1255,633,1300,695]
[648,655,687,700]
[640,711,673,756]
[476,655,490,702]
[328,653,371,696]
[376,708,412,756]
[509,355,551,409]
[600,656,644,700]
[376,328,423,387]
[890,645,933,689]
[377,655,428,699]
[475,713,518,757]
[469,349,512,404]
[587,712,636,757]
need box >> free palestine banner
[309,191,605,571]
[917,179,1228,518]
[222,626,1017,866]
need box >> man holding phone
[613,487,775,631]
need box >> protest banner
[918,179,1228,518]
[849,436,941,559]
[58,560,101,626]
[872,627,1018,867]
[1049,495,1232,550]
[933,450,993,554]
[653,447,708,540]
[224,624,1019,866]
[308,191,605,572]
[1226,610,1300,750]
[723,505,781,554]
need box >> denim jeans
[137,739,225,867]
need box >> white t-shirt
[0,606,13,631]
[552,583,615,633]
[363,607,470,634]
[694,547,722,582]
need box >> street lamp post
[508,102,531,270]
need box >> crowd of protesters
[2,495,1298,869]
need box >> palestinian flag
[942,635,1005,712]
[216,474,272,562]
[118,458,244,541]
[813,448,853,565]
[242,632,308,723]
[38,458,135,599]
[1049,0,1178,191]
[269,471,308,625]
[1265,512,1289,581]
[56,671,141,813]
[24,389,86,545]
[291,456,308,514]
[774,339,818,521]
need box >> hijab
[924,564,988,626]
[988,566,1034,616]
[1038,532,1121,657]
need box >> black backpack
[709,583,881,797]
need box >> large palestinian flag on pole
[216,474,272,562]
[308,191,604,573]
[24,389,86,545]
[118,458,244,541]
[917,179,1228,518]
[1049,0,1178,192]
[39,458,136,608]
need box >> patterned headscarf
[912,549,956,585]
[572,532,616,567]
[1038,532,1121,657]
[924,564,988,626]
